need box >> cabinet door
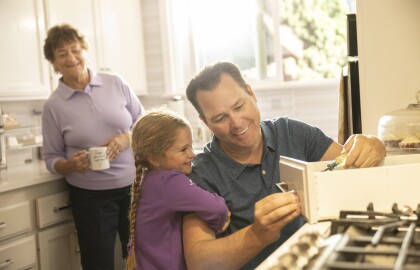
[38,223,82,270]
[43,0,100,91]
[94,0,148,95]
[0,0,51,100]
[44,0,147,95]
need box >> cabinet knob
[99,67,111,72]
[0,259,14,269]
[0,222,7,230]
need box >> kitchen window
[166,0,355,90]
[152,0,357,140]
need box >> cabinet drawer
[0,235,37,270]
[0,201,31,241]
[36,191,72,229]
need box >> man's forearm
[183,191,302,269]
[183,214,267,270]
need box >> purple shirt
[135,170,228,270]
[42,69,144,190]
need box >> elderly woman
[42,24,144,270]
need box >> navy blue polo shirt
[189,117,333,269]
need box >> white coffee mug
[88,147,110,170]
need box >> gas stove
[257,203,420,270]
[257,154,420,270]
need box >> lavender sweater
[134,170,228,270]
[42,69,144,190]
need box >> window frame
[162,0,353,94]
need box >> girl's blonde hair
[126,107,191,270]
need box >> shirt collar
[261,121,276,151]
[56,69,102,100]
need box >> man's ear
[246,84,257,101]
[246,84,257,97]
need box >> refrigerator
[346,0,420,136]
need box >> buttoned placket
[260,147,274,190]
[82,86,100,112]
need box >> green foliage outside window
[279,0,349,80]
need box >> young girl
[126,108,229,270]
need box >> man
[182,61,386,270]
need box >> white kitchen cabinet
[0,201,31,241]
[0,0,51,100]
[38,223,81,270]
[0,179,72,270]
[36,191,73,229]
[36,191,81,270]
[0,235,37,270]
[44,0,147,95]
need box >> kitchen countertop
[0,160,62,193]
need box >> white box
[279,154,420,224]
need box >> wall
[357,0,420,135]
[253,80,339,140]
[140,0,169,95]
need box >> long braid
[126,158,146,270]
[125,107,191,269]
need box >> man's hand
[182,193,301,270]
[343,134,386,168]
[250,192,301,246]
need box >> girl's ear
[147,154,160,168]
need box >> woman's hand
[68,150,90,174]
[105,131,131,160]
